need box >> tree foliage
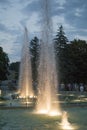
[54,25,87,84]
[54,25,68,82]
[9,62,20,79]
[30,36,40,83]
[54,25,68,54]
[68,39,87,83]
[0,47,9,80]
[56,38,87,83]
[9,26,87,85]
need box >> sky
[0,0,87,63]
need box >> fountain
[18,27,34,99]
[36,0,61,115]
[60,111,74,130]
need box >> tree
[69,39,87,83]
[0,47,9,80]
[54,25,68,82]
[30,37,40,84]
[59,39,87,83]
[54,25,68,55]
[9,62,20,79]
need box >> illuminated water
[0,107,86,130]
[60,111,74,130]
[36,0,61,114]
[18,27,34,98]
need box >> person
[80,83,84,92]
[60,83,65,91]
[74,83,79,91]
[85,84,87,91]
[67,83,72,91]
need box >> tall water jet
[18,27,34,98]
[36,0,61,115]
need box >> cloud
[0,29,23,63]
[0,0,37,62]
[0,0,36,30]
[0,0,10,4]
[75,8,84,17]
[0,0,87,62]
[9,34,23,62]
[0,8,23,30]
[0,0,11,10]
[55,0,66,9]
[21,0,40,15]
[52,15,75,33]
[0,32,17,54]
[19,0,36,6]
[0,23,8,32]
[23,12,41,34]
[53,0,86,28]
[75,34,87,41]
[10,0,35,11]
[52,14,87,41]
[56,0,66,6]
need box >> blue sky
[0,0,87,62]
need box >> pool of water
[0,107,87,130]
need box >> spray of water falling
[60,111,74,130]
[36,0,61,115]
[18,27,34,98]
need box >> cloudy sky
[0,0,87,63]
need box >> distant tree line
[9,25,87,85]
